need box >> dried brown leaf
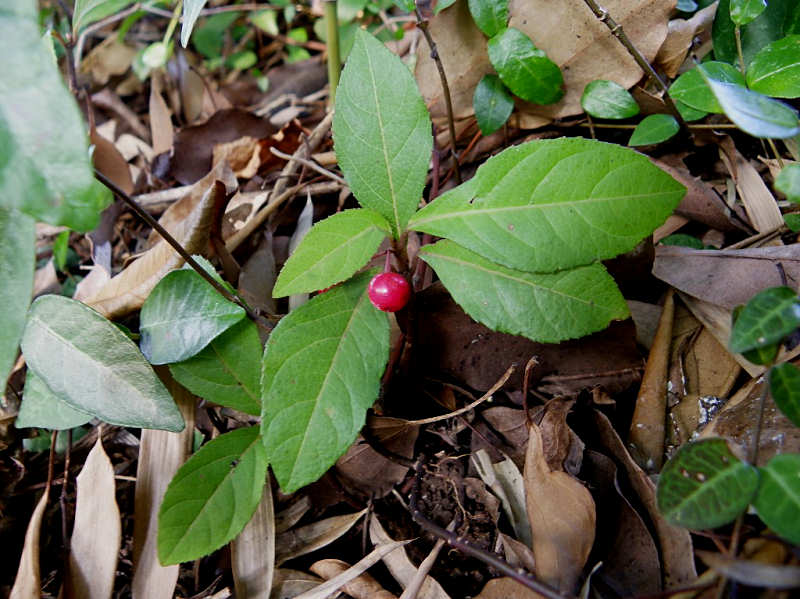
[474,577,546,599]
[275,495,311,534]
[91,127,133,196]
[310,559,397,599]
[10,491,47,599]
[498,533,537,574]
[149,71,174,156]
[654,2,718,78]
[276,509,367,566]
[269,569,325,599]
[79,36,137,86]
[232,485,275,599]
[697,551,800,590]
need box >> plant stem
[324,1,341,106]
[734,25,746,76]
[580,0,688,130]
[414,5,461,184]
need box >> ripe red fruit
[368,272,410,312]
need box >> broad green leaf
[15,369,92,430]
[487,27,564,105]
[408,138,685,273]
[659,234,704,249]
[729,286,800,353]
[699,66,800,139]
[776,163,800,201]
[261,271,390,493]
[468,0,508,38]
[140,269,246,365]
[714,0,799,67]
[249,10,278,36]
[181,0,209,48]
[768,362,800,427]
[742,341,780,365]
[657,438,758,529]
[746,35,800,98]
[333,29,432,237]
[784,212,800,231]
[158,426,268,564]
[730,0,767,26]
[676,99,709,122]
[473,74,514,135]
[0,208,34,389]
[273,209,390,297]
[169,319,262,416]
[581,80,640,119]
[72,0,134,33]
[419,241,629,343]
[753,454,800,545]
[20,295,184,431]
[0,0,111,231]
[629,114,680,146]
[669,62,745,113]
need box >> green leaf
[15,369,92,430]
[72,0,134,33]
[746,35,800,98]
[473,74,514,135]
[0,1,111,231]
[677,0,698,11]
[487,27,564,105]
[784,212,800,231]
[768,362,800,427]
[580,80,640,119]
[419,240,629,343]
[158,426,268,564]
[140,269,246,365]
[730,0,767,26]
[52,230,70,272]
[742,341,780,365]
[629,114,680,146]
[408,138,685,273]
[699,66,800,139]
[434,0,457,14]
[20,295,184,431]
[776,163,800,201]
[714,0,799,67]
[669,62,746,113]
[753,454,800,545]
[261,271,390,493]
[659,233,704,249]
[468,0,508,38]
[273,209,390,297]
[169,319,262,416]
[657,438,759,529]
[729,286,800,353]
[675,99,709,122]
[0,208,34,389]
[333,29,432,237]
[181,0,209,48]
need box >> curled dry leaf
[84,161,237,319]
[276,509,367,566]
[654,2,718,78]
[310,559,398,599]
[524,422,595,593]
[10,491,47,599]
[231,485,275,599]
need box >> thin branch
[75,2,143,65]
[324,0,341,106]
[269,147,346,185]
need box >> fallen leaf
[310,559,398,599]
[498,533,537,574]
[91,127,133,196]
[472,449,531,547]
[232,485,275,599]
[149,71,174,157]
[276,509,367,565]
[275,495,312,534]
[697,551,800,590]
[65,435,121,599]
[10,491,47,599]
[654,2,718,78]
[79,36,137,85]
[524,422,595,592]
[270,569,325,599]
[474,577,545,599]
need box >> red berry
[368,272,410,312]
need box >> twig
[522,357,539,428]
[324,0,341,106]
[74,2,143,65]
[580,0,688,130]
[269,147,346,185]
[414,6,461,184]
[398,520,455,599]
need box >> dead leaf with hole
[524,422,595,593]
[84,161,236,319]
[10,491,47,599]
[310,559,397,599]
[65,435,121,599]
[232,485,275,599]
[79,36,137,86]
[655,2,718,78]
[276,509,367,565]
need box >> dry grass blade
[399,525,452,599]
[231,485,275,599]
[310,559,398,599]
[10,491,48,599]
[65,434,121,599]
[276,509,367,566]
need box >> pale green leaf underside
[333,29,432,237]
[21,295,184,432]
[181,0,209,47]
[273,208,390,297]
[419,240,629,343]
[16,369,92,430]
[158,426,268,564]
[169,319,262,416]
[261,271,390,493]
[409,138,685,273]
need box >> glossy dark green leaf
[784,212,800,231]
[629,114,680,146]
[713,0,799,67]
[468,0,508,38]
[419,241,628,344]
[473,74,514,135]
[261,271,390,493]
[776,163,800,202]
[169,319,262,416]
[730,0,767,26]
[657,438,758,529]
[659,234,704,249]
[669,62,745,113]
[487,27,564,105]
[768,362,800,426]
[742,341,780,365]
[746,35,800,98]
[1,0,111,231]
[699,66,800,139]
[158,426,268,564]
[729,286,800,353]
[753,454,800,545]
[21,295,184,431]
[140,269,246,365]
[15,369,92,430]
[581,80,640,119]
[675,99,709,122]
